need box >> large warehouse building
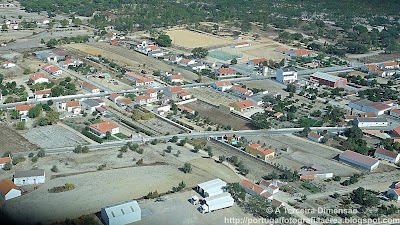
[101,200,141,225]
[339,150,379,171]
[196,178,227,197]
[309,72,347,87]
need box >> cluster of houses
[361,61,400,77]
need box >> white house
[307,132,324,143]
[214,68,236,77]
[108,93,123,103]
[143,89,157,99]
[230,85,253,97]
[276,67,298,83]
[2,61,16,69]
[81,81,100,93]
[148,51,165,58]
[104,32,117,41]
[14,169,46,186]
[101,200,141,225]
[166,74,184,83]
[248,58,268,67]
[153,105,170,115]
[125,72,154,86]
[212,81,232,92]
[36,18,50,25]
[0,156,11,169]
[231,42,251,48]
[259,180,279,194]
[15,104,35,116]
[29,73,49,84]
[239,179,273,201]
[188,63,206,72]
[134,95,151,104]
[89,121,120,137]
[34,89,51,99]
[354,117,389,128]
[60,100,81,115]
[42,64,63,76]
[178,58,195,66]
[81,99,101,113]
[374,147,400,164]
[379,62,399,70]
[0,179,21,200]
[169,55,182,63]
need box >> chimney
[97,124,99,128]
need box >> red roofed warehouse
[309,72,347,88]
[89,121,120,137]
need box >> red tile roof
[239,179,265,195]
[89,121,119,134]
[0,156,11,164]
[290,49,312,56]
[167,86,184,94]
[391,109,400,115]
[216,68,235,75]
[29,73,47,81]
[383,62,398,66]
[170,75,183,80]
[65,100,79,107]
[232,99,255,109]
[250,58,268,64]
[109,93,121,99]
[47,66,61,73]
[308,132,322,139]
[275,47,289,52]
[359,112,377,117]
[0,179,20,196]
[144,89,157,94]
[118,98,133,104]
[35,89,51,95]
[180,58,191,63]
[82,81,98,90]
[366,102,390,111]
[231,85,249,94]
[15,104,35,111]
[215,81,232,87]
[135,95,150,100]
[233,42,249,46]
[178,104,194,113]
[375,147,399,159]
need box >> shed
[0,179,21,200]
[197,178,227,197]
[339,150,379,171]
[101,200,141,225]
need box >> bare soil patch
[166,29,233,49]
[0,125,39,155]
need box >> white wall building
[355,117,389,128]
[276,67,298,83]
[101,200,141,225]
[374,148,400,164]
[339,150,379,171]
[307,132,324,143]
[14,169,46,186]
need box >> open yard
[166,29,233,49]
[141,117,186,135]
[209,41,290,63]
[20,125,89,149]
[246,134,360,177]
[186,87,239,105]
[0,125,39,155]
[0,142,242,224]
[185,101,254,130]
[64,42,212,83]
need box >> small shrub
[98,164,106,170]
[37,149,46,157]
[51,165,59,173]
[136,158,143,165]
[28,152,34,158]
[183,162,192,173]
[31,156,38,163]
[3,162,12,170]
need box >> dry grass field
[166,29,233,49]
[186,87,238,105]
[0,125,39,155]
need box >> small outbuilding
[101,200,141,225]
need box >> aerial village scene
[0,0,399,225]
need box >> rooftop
[0,179,20,195]
[239,179,265,195]
[14,169,45,178]
[90,121,119,134]
[375,147,399,159]
[310,72,344,83]
[356,117,388,123]
[339,150,379,167]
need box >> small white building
[1,61,16,69]
[188,63,206,72]
[259,180,279,194]
[0,179,21,200]
[166,74,184,83]
[231,42,250,48]
[212,81,232,92]
[153,105,170,115]
[81,82,100,94]
[387,188,400,201]
[101,200,141,225]
[374,147,400,164]
[276,67,298,83]
[14,169,46,186]
[354,117,389,128]
[196,179,227,197]
[34,89,51,99]
[307,132,324,143]
[108,93,123,103]
[29,73,49,84]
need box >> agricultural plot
[0,125,39,155]
[186,87,238,105]
[141,117,185,135]
[185,101,254,130]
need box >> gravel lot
[186,87,238,105]
[20,125,89,149]
[186,101,254,130]
[0,142,241,224]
